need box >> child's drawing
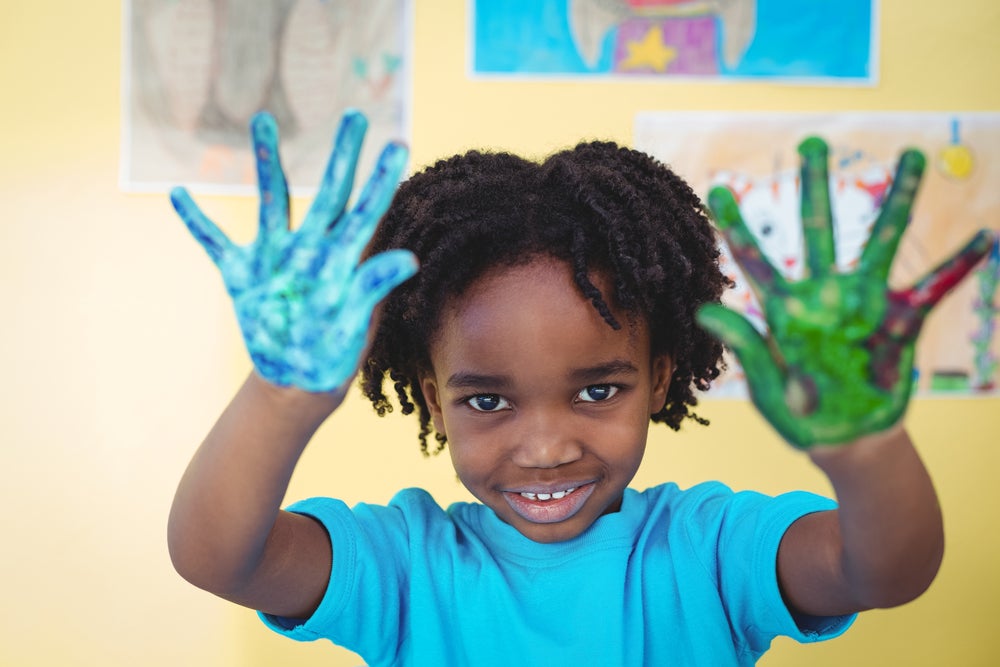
[473,0,875,83]
[122,0,410,194]
[635,112,1000,396]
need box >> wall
[1,1,998,665]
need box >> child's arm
[778,424,943,615]
[166,111,416,619]
[697,138,995,616]
[168,374,343,618]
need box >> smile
[519,487,576,501]
[503,482,596,524]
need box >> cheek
[444,416,518,487]
[596,410,651,465]
[448,443,503,505]
[446,430,494,481]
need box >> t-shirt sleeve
[257,492,421,664]
[720,488,855,652]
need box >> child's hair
[361,141,732,455]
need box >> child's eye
[577,384,618,402]
[467,394,510,412]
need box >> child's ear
[419,374,447,436]
[649,354,674,414]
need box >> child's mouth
[518,487,576,501]
[502,483,596,524]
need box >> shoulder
[287,489,493,547]
[285,488,440,520]
[638,480,741,517]
[637,481,837,546]
[641,480,834,512]
[281,488,451,547]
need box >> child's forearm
[778,424,944,617]
[167,372,342,617]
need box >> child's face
[419,256,673,543]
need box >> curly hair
[360,141,732,455]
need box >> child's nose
[510,410,583,469]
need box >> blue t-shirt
[262,482,853,666]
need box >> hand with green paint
[170,111,418,393]
[699,138,995,448]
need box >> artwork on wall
[634,111,1000,397]
[471,0,876,83]
[122,0,412,194]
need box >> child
[167,110,994,665]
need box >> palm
[170,111,417,392]
[699,138,994,448]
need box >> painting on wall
[471,0,876,83]
[122,0,412,194]
[634,112,1000,397]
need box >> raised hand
[170,111,417,392]
[698,137,995,448]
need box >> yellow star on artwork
[619,26,677,72]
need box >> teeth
[519,487,576,501]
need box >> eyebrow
[445,360,639,390]
[446,372,513,391]
[569,359,639,384]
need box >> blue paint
[171,111,418,392]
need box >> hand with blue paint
[170,111,418,393]
[698,137,995,448]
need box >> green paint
[798,136,837,279]
[930,371,970,392]
[701,137,991,448]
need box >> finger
[860,149,926,282]
[306,251,416,393]
[798,137,837,278]
[707,185,787,297]
[300,109,368,237]
[250,112,290,242]
[904,229,996,312]
[321,250,418,336]
[697,303,785,391]
[350,250,419,314]
[696,304,810,447]
[169,186,236,264]
[329,141,409,262]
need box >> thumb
[697,303,811,447]
[696,303,780,388]
[170,186,235,265]
[340,250,419,332]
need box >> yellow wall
[1,1,998,665]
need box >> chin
[513,518,592,544]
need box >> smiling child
[167,111,993,666]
